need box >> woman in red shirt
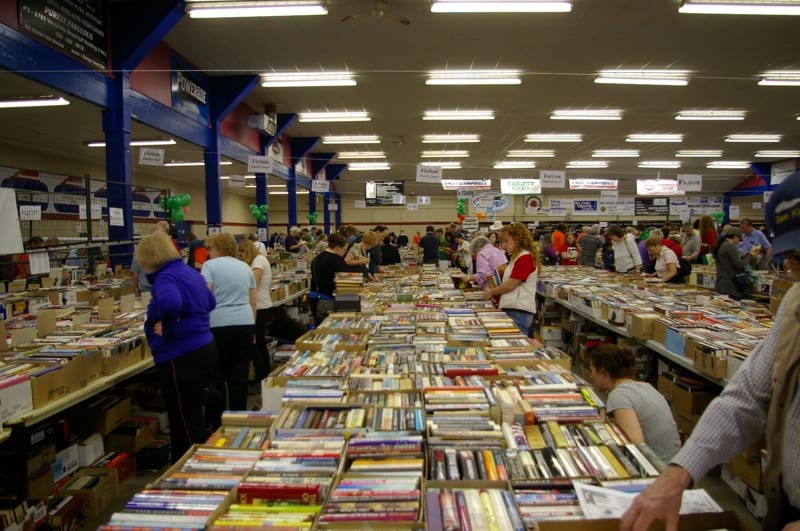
[560,232,579,266]
[698,215,718,259]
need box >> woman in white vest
[484,222,538,336]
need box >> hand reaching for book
[619,464,691,531]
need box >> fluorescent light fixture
[336,151,386,159]
[421,150,470,158]
[322,135,380,144]
[420,161,463,169]
[0,96,69,109]
[426,69,521,85]
[348,162,391,171]
[87,139,176,148]
[298,111,369,122]
[595,69,690,86]
[221,175,256,180]
[261,71,355,87]
[755,150,800,158]
[638,160,682,168]
[706,160,751,169]
[551,109,622,120]
[423,109,495,120]
[187,1,328,19]
[566,160,609,168]
[507,149,555,157]
[725,134,782,142]
[591,149,640,157]
[524,133,582,142]
[759,70,800,86]
[246,185,310,194]
[431,1,572,13]
[679,1,800,15]
[493,161,536,169]
[626,133,683,142]
[675,149,723,157]
[421,134,480,143]
[676,109,746,120]
[164,161,233,167]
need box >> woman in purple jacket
[134,231,219,462]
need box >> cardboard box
[0,375,33,423]
[29,362,67,408]
[102,344,144,376]
[657,373,676,402]
[73,395,131,436]
[652,318,670,346]
[27,466,55,500]
[540,325,562,341]
[27,443,57,476]
[731,453,763,493]
[534,511,750,531]
[105,416,157,453]
[52,443,79,482]
[693,350,728,379]
[62,467,119,518]
[94,451,137,485]
[625,312,661,340]
[77,433,105,467]
[672,405,701,435]
[672,385,715,415]
[136,439,171,471]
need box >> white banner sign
[406,203,419,211]
[601,190,618,199]
[442,179,492,190]
[228,175,246,187]
[417,195,430,205]
[677,174,703,192]
[258,228,268,241]
[139,148,165,166]
[569,178,618,190]
[109,207,124,226]
[354,200,366,208]
[752,202,762,209]
[729,205,741,220]
[540,170,566,188]
[462,216,478,231]
[416,164,442,183]
[311,179,330,193]
[328,202,338,211]
[636,179,685,196]
[247,155,272,174]
[599,197,635,216]
[771,159,796,186]
[500,178,542,195]
[19,205,41,221]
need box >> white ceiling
[1,0,799,199]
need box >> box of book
[424,483,524,531]
[0,373,33,423]
[72,394,131,436]
[271,405,370,439]
[27,362,67,408]
[672,384,715,416]
[105,416,157,454]
[295,330,370,352]
[93,451,136,484]
[692,342,728,379]
[62,467,119,518]
[206,425,270,450]
[102,343,144,376]
[47,494,84,531]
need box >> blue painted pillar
[309,191,317,222]
[323,192,331,233]
[103,71,134,269]
[255,172,268,239]
[287,169,298,228]
[336,195,343,227]
[204,140,222,230]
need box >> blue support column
[205,143,223,229]
[335,194,343,227]
[290,137,320,228]
[255,134,271,242]
[323,192,331,233]
[287,173,297,228]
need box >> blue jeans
[504,308,534,337]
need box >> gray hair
[649,229,664,240]
[470,235,491,255]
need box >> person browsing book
[621,169,800,531]
[484,222,538,336]
[458,235,507,291]
[309,233,349,325]
[588,344,680,464]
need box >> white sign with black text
[416,164,442,183]
[540,170,565,189]
[247,155,272,174]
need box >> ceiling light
[725,134,782,142]
[0,96,69,109]
[423,110,495,120]
[493,161,537,169]
[221,175,256,180]
[675,109,746,120]
[336,151,386,159]
[87,139,176,147]
[426,69,521,85]
[626,133,684,142]
[348,162,391,171]
[261,71,355,87]
[421,134,480,143]
[298,111,369,122]
[595,69,690,86]
[164,161,233,167]
[755,150,800,158]
[256,188,310,195]
[420,161,463,169]
[322,135,380,144]
[524,133,582,142]
[187,1,328,19]
[706,161,752,169]
[679,1,800,15]
[431,1,572,13]
[566,160,609,168]
[758,71,800,86]
[507,150,555,157]
[675,149,724,157]
[551,109,622,120]
[421,150,470,158]
[638,160,682,168]
[592,149,640,157]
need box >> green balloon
[260,204,269,213]
[159,197,167,210]
[167,196,180,209]
[179,193,191,207]
[258,214,267,223]
[171,209,184,223]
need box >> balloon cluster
[159,193,191,223]
[711,211,725,225]
[306,212,319,225]
[249,204,269,223]
[456,197,467,223]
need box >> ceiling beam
[110,0,185,71]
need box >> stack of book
[103,489,229,531]
[154,447,262,491]
[425,486,525,531]
[334,272,364,294]
[318,475,421,525]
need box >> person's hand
[153,322,163,336]
[620,465,691,531]
[783,520,800,531]
[484,289,494,301]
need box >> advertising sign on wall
[171,56,210,125]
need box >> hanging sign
[771,159,796,186]
[171,56,209,124]
[677,174,703,192]
[442,179,492,190]
[634,198,669,216]
[19,205,41,221]
[311,180,330,193]
[601,190,618,199]
[569,178,618,190]
[636,179,684,196]
[500,179,541,195]
[109,207,124,227]
[572,199,599,216]
[729,205,741,220]
[139,148,165,166]
[416,164,442,183]
[524,195,543,215]
[354,200,366,208]
[407,203,419,211]
[462,216,479,231]
[228,175,246,187]
[328,202,338,211]
[248,155,272,174]
[540,170,565,188]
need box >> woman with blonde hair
[202,233,256,411]
[134,231,218,462]
[238,239,274,386]
[345,230,380,281]
[484,222,539,336]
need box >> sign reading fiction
[500,179,541,195]
[171,55,209,125]
[365,181,404,206]
[19,0,108,70]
